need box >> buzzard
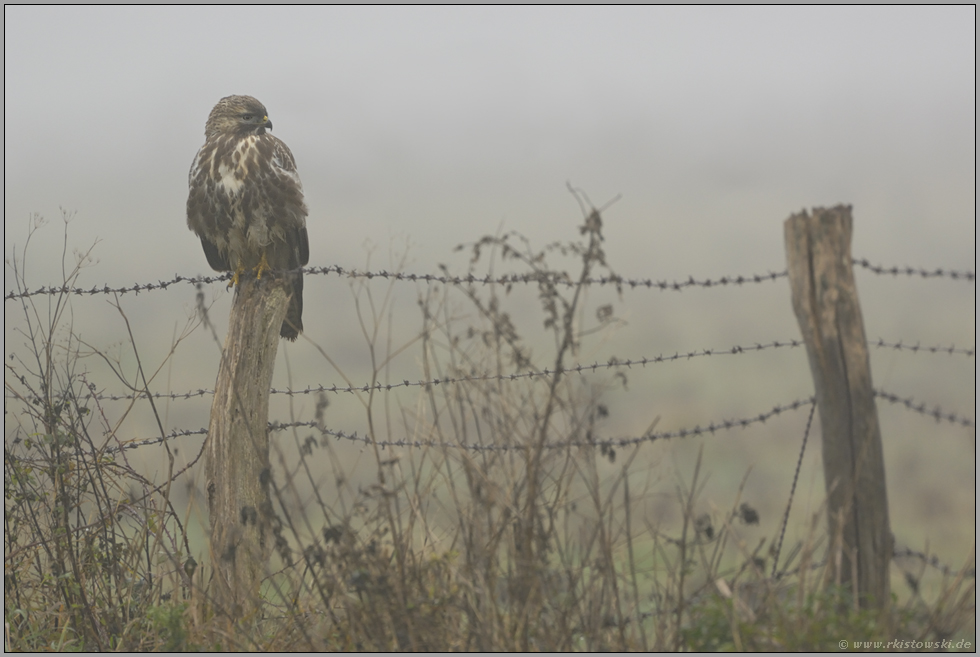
[187,95,309,340]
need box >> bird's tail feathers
[280,271,303,341]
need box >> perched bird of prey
[187,95,309,340]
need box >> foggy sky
[5,6,974,286]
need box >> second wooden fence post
[784,205,892,609]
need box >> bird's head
[204,95,273,139]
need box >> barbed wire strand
[102,384,974,457]
[41,340,812,403]
[872,390,975,428]
[772,401,817,580]
[3,267,784,301]
[28,338,973,405]
[852,258,975,282]
[5,257,973,303]
[892,546,976,579]
[107,396,816,455]
[870,338,974,357]
[772,546,975,582]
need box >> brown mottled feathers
[187,95,309,340]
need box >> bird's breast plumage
[187,132,308,272]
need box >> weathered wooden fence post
[784,205,892,609]
[205,275,290,619]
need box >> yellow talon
[254,252,271,280]
[228,266,245,289]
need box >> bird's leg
[227,266,246,289]
[254,252,271,280]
